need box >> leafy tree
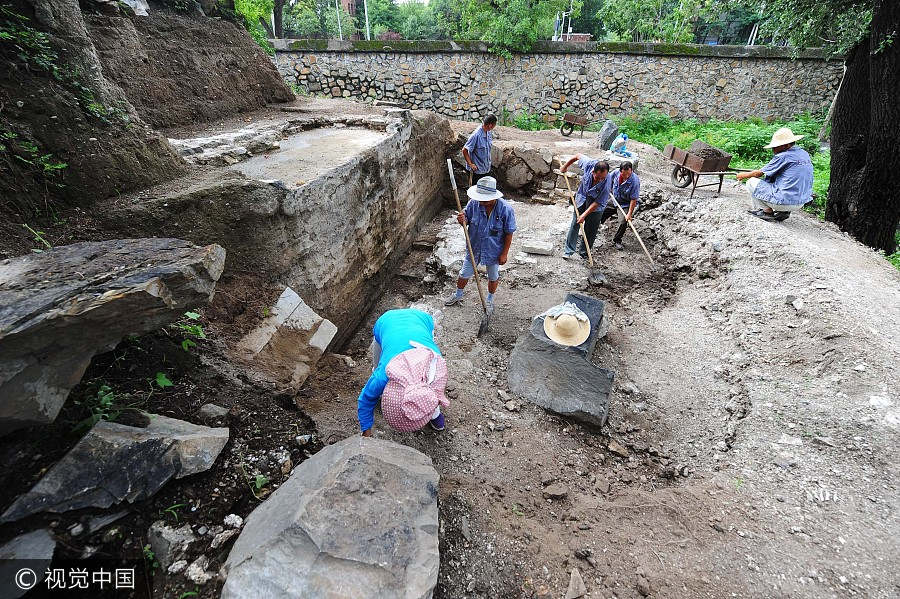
[569,0,605,40]
[430,0,464,39]
[598,0,705,42]
[359,0,401,37]
[397,1,438,40]
[457,0,577,55]
[724,0,897,254]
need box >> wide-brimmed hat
[382,346,449,432]
[467,176,504,202]
[764,127,805,149]
[543,304,591,347]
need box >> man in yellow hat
[736,127,813,222]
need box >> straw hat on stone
[764,127,805,149]
[544,312,591,347]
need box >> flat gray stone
[0,529,56,599]
[508,294,614,426]
[198,403,229,423]
[0,238,225,435]
[222,436,439,599]
[522,239,554,256]
[1,416,228,522]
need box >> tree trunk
[258,16,273,38]
[826,0,900,254]
[273,0,285,38]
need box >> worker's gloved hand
[457,212,466,225]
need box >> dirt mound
[85,10,293,129]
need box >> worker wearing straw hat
[736,127,814,222]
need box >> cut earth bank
[0,93,897,599]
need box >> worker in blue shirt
[736,127,813,222]
[358,308,447,436]
[560,154,611,259]
[599,161,641,250]
[463,114,497,185]
[444,176,516,312]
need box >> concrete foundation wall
[272,41,842,121]
[98,110,455,346]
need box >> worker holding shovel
[444,176,516,314]
[560,154,611,260]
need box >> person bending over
[561,154,611,260]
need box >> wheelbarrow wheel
[560,122,575,137]
[671,165,694,188]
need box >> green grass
[613,109,829,217]
[887,232,900,271]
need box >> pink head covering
[382,344,449,432]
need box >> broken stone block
[0,238,225,436]
[594,120,619,151]
[198,403,229,424]
[513,145,551,176]
[504,158,534,189]
[0,529,56,599]
[148,521,196,572]
[521,239,554,255]
[222,437,439,599]
[565,567,588,599]
[237,287,337,391]
[1,416,228,522]
[508,293,614,426]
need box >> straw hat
[764,127,805,149]
[544,312,591,347]
[467,176,504,202]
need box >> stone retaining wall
[273,40,842,121]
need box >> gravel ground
[303,132,900,598]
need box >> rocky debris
[224,514,244,529]
[565,567,588,598]
[148,521,196,572]
[236,287,337,391]
[1,416,228,522]
[0,238,225,435]
[222,437,439,599]
[0,529,56,599]
[521,239,555,255]
[594,120,619,151]
[185,555,214,585]
[198,403,229,424]
[543,483,569,500]
[607,439,630,458]
[508,293,614,426]
[210,529,239,550]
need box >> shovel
[607,191,654,264]
[447,159,491,336]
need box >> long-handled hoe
[446,159,491,336]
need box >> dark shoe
[753,210,778,222]
[430,413,445,431]
[773,211,790,221]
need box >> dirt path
[302,137,900,598]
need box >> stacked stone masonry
[273,42,842,121]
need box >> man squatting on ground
[358,308,449,436]
[736,127,813,222]
[599,161,641,251]
[463,114,497,184]
[444,176,516,312]
[560,154,611,259]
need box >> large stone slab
[236,287,337,390]
[594,120,619,151]
[1,416,228,522]
[0,529,56,599]
[222,436,439,599]
[0,238,225,435]
[508,293,614,426]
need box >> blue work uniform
[574,156,611,211]
[753,147,814,206]
[357,309,440,432]
[464,126,493,174]
[464,198,517,267]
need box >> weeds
[21,223,51,252]
[71,383,143,434]
[142,544,158,571]
[154,372,173,389]
[237,460,270,500]
[161,502,187,523]
[171,311,206,352]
